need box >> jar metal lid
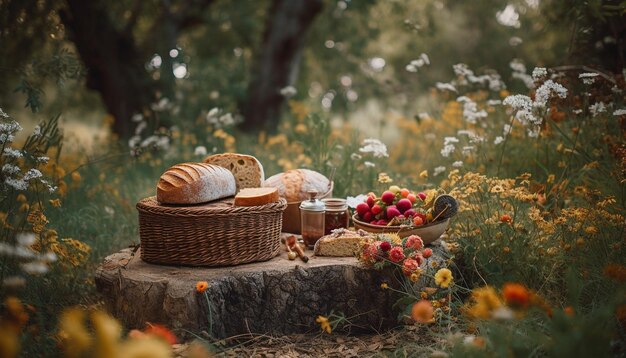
[300,190,326,212]
[322,198,348,211]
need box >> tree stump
[95,240,449,339]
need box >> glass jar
[322,198,349,235]
[300,191,326,248]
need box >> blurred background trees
[0,0,624,140]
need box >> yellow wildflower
[316,316,332,334]
[419,170,428,178]
[378,172,393,184]
[547,174,555,184]
[49,199,61,207]
[16,194,27,203]
[91,311,121,358]
[71,171,81,184]
[118,337,171,358]
[434,268,453,288]
[380,282,389,289]
[410,272,421,283]
[466,286,502,319]
[58,309,92,357]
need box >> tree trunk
[61,0,157,139]
[242,0,323,133]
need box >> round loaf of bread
[156,163,236,204]
[263,169,330,203]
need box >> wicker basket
[353,215,450,244]
[137,196,287,266]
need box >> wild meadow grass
[0,62,624,357]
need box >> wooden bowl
[352,215,449,245]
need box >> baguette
[156,163,236,204]
[204,153,265,191]
[234,187,279,206]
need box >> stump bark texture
[95,241,449,339]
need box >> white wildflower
[24,169,43,180]
[131,113,143,122]
[418,112,430,120]
[207,107,220,118]
[150,98,172,112]
[589,102,607,117]
[444,137,460,145]
[492,306,514,320]
[441,144,455,157]
[42,252,57,263]
[453,63,474,78]
[510,59,527,73]
[128,135,141,148]
[579,72,599,85]
[457,96,487,124]
[36,156,49,163]
[503,124,512,135]
[452,161,463,168]
[134,121,147,135]
[280,86,297,98]
[194,146,208,156]
[457,130,475,137]
[532,67,547,81]
[16,233,36,247]
[218,113,235,126]
[346,194,368,209]
[3,148,23,158]
[406,53,430,72]
[359,138,388,158]
[350,153,362,161]
[462,146,475,155]
[32,126,41,137]
[104,206,115,216]
[512,72,534,89]
[613,109,626,116]
[21,261,49,275]
[2,164,21,175]
[433,166,446,176]
[494,136,504,145]
[436,82,457,92]
[5,178,28,191]
[487,99,502,106]
[363,161,375,168]
[573,109,583,114]
[0,120,23,135]
[0,108,8,118]
[534,80,567,108]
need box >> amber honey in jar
[322,198,349,235]
[300,191,326,248]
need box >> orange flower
[411,300,434,324]
[145,323,177,345]
[502,283,530,308]
[564,306,574,316]
[196,281,208,293]
[500,214,513,224]
[604,264,626,282]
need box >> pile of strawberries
[355,186,430,226]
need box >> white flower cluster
[280,86,297,98]
[0,232,56,275]
[441,136,459,157]
[510,59,534,89]
[359,138,388,158]
[532,67,547,81]
[206,108,240,128]
[433,166,446,176]
[579,72,599,85]
[457,96,488,124]
[589,102,607,117]
[436,82,457,92]
[534,80,567,108]
[614,109,626,116]
[405,53,430,72]
[453,64,506,91]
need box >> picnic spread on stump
[95,152,459,339]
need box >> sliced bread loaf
[313,229,373,257]
[234,187,279,206]
[156,163,236,204]
[204,153,265,192]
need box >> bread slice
[313,229,373,257]
[156,163,236,204]
[234,187,279,206]
[204,153,264,192]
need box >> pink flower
[422,248,433,258]
[379,241,391,252]
[389,247,405,263]
[363,242,380,262]
[413,253,425,267]
[402,258,419,276]
[404,235,424,251]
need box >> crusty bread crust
[156,163,236,204]
[263,169,330,202]
[204,153,264,192]
[234,187,279,206]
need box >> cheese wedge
[234,187,279,206]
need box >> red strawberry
[363,211,373,222]
[371,204,382,215]
[381,191,395,205]
[396,198,412,213]
[366,196,375,207]
[356,203,370,218]
[376,219,388,226]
